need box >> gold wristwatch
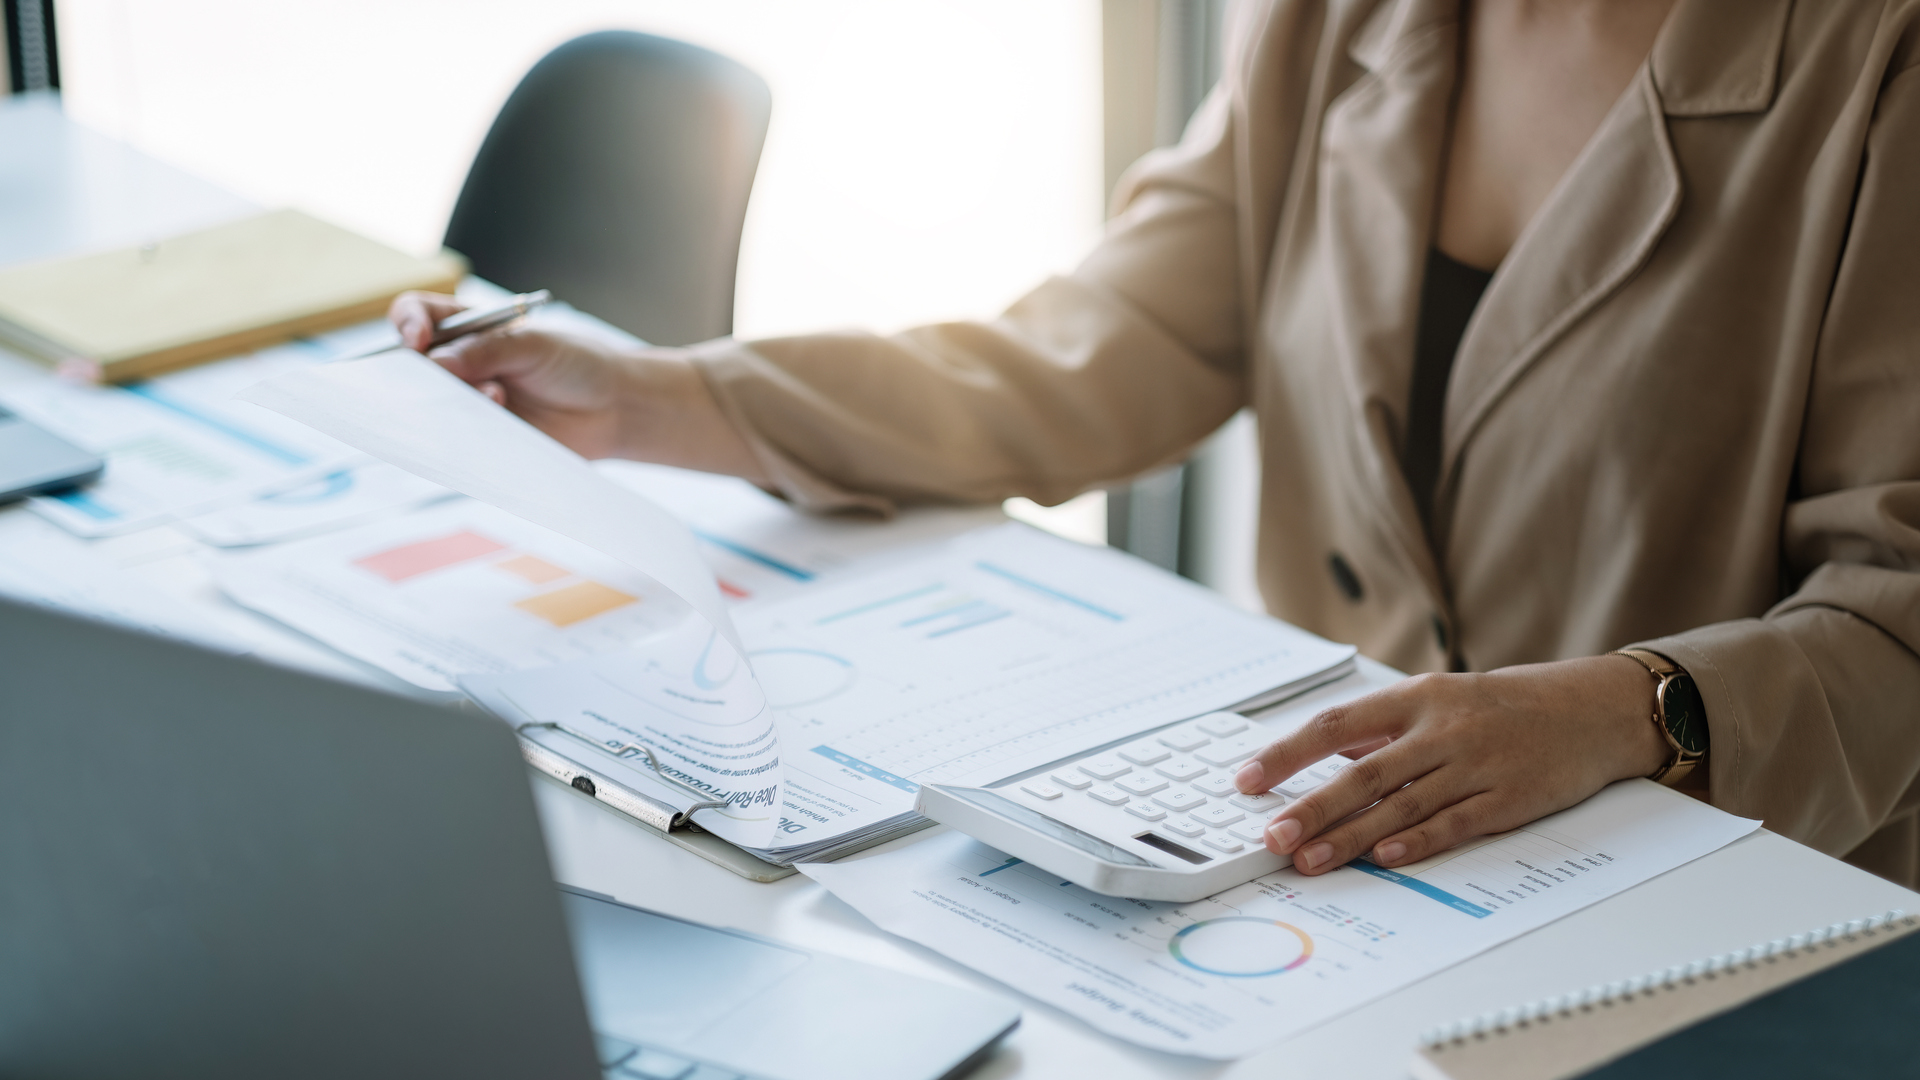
[1615,648,1708,786]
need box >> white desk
[5,95,1914,1080]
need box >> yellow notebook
[0,209,466,382]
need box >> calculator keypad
[1115,773,1169,797]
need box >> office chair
[445,31,771,346]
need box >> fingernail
[1267,818,1302,849]
[1376,841,1406,865]
[1235,761,1265,792]
[1299,842,1332,870]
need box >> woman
[394,0,1920,885]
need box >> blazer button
[1327,553,1363,602]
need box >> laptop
[0,596,1019,1080]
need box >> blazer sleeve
[686,86,1251,514]
[1631,66,1920,860]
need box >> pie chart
[1168,917,1313,977]
[750,647,857,708]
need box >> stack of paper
[228,351,1357,864]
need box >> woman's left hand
[1234,655,1675,875]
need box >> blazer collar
[1350,0,1795,115]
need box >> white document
[0,347,363,536]
[181,459,453,546]
[0,513,252,653]
[800,783,1760,1059]
[740,524,1356,789]
[235,351,739,653]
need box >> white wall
[55,0,1105,342]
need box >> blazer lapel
[1433,0,1794,536]
[1318,0,1460,595]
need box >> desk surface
[4,95,1915,1080]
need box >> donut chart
[1168,917,1313,977]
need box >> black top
[1402,247,1495,533]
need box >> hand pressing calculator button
[1230,791,1288,814]
[1115,773,1169,797]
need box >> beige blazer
[690,0,1920,885]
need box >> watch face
[1661,673,1709,755]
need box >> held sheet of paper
[801,783,1761,1059]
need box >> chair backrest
[446,31,771,346]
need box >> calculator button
[1021,782,1064,800]
[1278,773,1323,797]
[1202,833,1245,853]
[1163,817,1206,838]
[1155,757,1208,782]
[1050,771,1092,790]
[1194,804,1245,827]
[1230,791,1288,814]
[1153,789,1208,814]
[1116,773,1169,797]
[1227,820,1271,845]
[1196,713,1249,737]
[1087,785,1130,805]
[1125,800,1167,822]
[1158,727,1211,752]
[1310,756,1352,780]
[1118,742,1171,766]
[1195,736,1266,767]
[1190,774,1237,797]
[1079,757,1132,781]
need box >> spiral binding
[1417,909,1916,1048]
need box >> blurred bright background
[43,0,1256,605]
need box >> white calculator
[917,680,1375,901]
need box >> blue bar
[901,599,985,627]
[811,746,919,793]
[815,583,944,625]
[123,383,311,466]
[977,857,1023,878]
[693,530,815,581]
[52,489,119,520]
[1347,859,1493,918]
[927,609,1011,638]
[975,561,1124,621]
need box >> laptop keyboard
[1013,712,1350,859]
[599,1035,756,1080]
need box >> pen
[333,289,553,361]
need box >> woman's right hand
[386,292,767,481]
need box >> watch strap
[1615,648,1702,786]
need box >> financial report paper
[800,782,1760,1059]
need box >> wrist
[1601,653,1674,780]
[613,351,769,483]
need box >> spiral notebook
[1411,909,1920,1080]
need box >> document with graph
[234,352,1355,863]
[801,782,1760,1058]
